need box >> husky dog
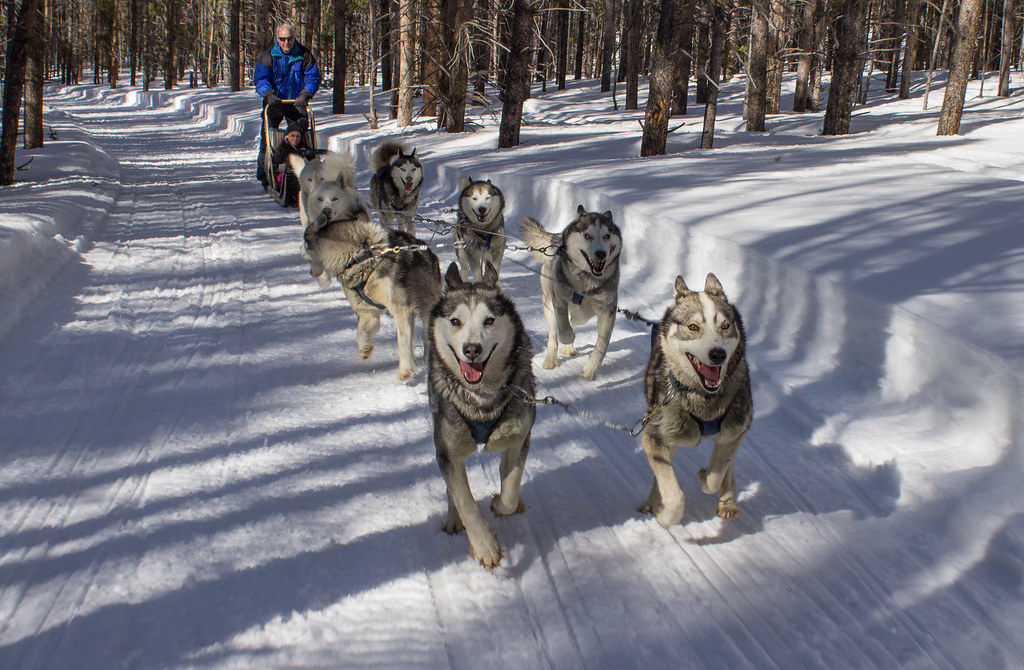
[368,139,423,235]
[289,151,359,288]
[520,206,622,381]
[639,273,752,527]
[428,263,535,567]
[304,177,442,381]
[454,177,506,283]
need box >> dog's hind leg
[700,437,741,519]
[640,430,685,527]
[343,286,382,360]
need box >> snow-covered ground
[1,72,1022,669]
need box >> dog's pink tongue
[700,363,721,385]
[460,360,485,383]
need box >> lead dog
[304,174,442,381]
[454,177,506,282]
[428,263,535,567]
[519,206,622,380]
[639,273,753,527]
[368,139,423,235]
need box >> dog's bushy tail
[369,139,404,172]
[320,151,357,189]
[519,216,560,263]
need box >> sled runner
[260,100,320,208]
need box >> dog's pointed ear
[602,210,614,222]
[482,262,499,287]
[444,262,464,290]
[704,273,725,297]
[674,275,691,298]
[576,205,587,217]
[460,176,472,190]
[409,147,417,158]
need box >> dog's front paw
[560,344,577,357]
[654,495,685,528]
[699,467,724,494]
[716,501,740,520]
[491,494,525,517]
[316,272,332,289]
[442,510,465,535]
[542,353,558,370]
[359,344,375,360]
[468,529,503,568]
[581,361,599,381]
[397,365,415,381]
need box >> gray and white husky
[368,139,423,235]
[520,206,622,381]
[304,176,442,381]
[639,273,753,527]
[454,177,506,282]
[428,262,535,567]
[289,151,359,288]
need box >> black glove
[295,90,312,107]
[264,92,281,108]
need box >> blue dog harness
[667,371,724,437]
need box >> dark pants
[256,101,309,184]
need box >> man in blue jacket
[255,22,321,187]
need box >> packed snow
[0,71,1022,669]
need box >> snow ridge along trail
[0,80,1022,669]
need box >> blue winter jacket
[254,41,321,100]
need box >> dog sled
[260,100,320,208]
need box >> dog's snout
[709,347,727,365]
[462,342,483,361]
[595,249,607,260]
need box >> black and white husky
[640,273,753,526]
[427,263,535,567]
[303,173,442,381]
[368,139,423,235]
[519,206,622,381]
[454,177,506,282]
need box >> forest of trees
[2,0,1023,183]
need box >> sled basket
[261,100,319,208]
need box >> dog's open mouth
[450,345,494,385]
[475,210,489,223]
[687,353,722,392]
[404,178,416,192]
[581,251,606,276]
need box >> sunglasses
[277,35,294,42]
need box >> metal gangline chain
[504,383,680,438]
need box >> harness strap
[668,371,727,437]
[466,415,500,445]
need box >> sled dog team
[288,140,753,568]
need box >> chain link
[504,383,677,438]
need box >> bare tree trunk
[701,1,726,149]
[334,0,348,113]
[164,0,178,89]
[574,10,586,79]
[1,0,43,186]
[228,0,240,91]
[438,0,473,131]
[498,0,534,148]
[997,0,1013,96]
[744,0,769,131]
[379,0,393,90]
[937,0,984,134]
[129,0,139,85]
[794,0,821,111]
[23,0,45,149]
[600,0,616,91]
[822,0,870,135]
[641,0,681,156]
[671,0,695,114]
[898,0,921,98]
[623,0,642,109]
[397,0,415,126]
[556,0,570,89]
[473,0,491,98]
[765,0,785,113]
[422,0,440,116]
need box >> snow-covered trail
[0,82,1022,669]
